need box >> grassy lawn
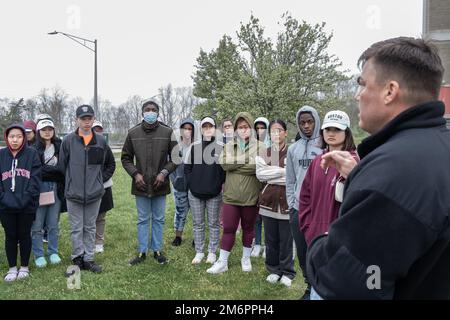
[0,160,306,300]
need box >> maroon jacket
[299,150,358,245]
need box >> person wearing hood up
[169,117,195,247]
[0,124,41,282]
[285,105,322,299]
[251,116,271,258]
[207,112,265,274]
[23,120,37,146]
[185,117,225,265]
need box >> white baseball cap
[321,110,350,130]
[36,119,55,131]
[200,117,215,127]
[92,120,103,129]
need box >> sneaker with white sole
[4,268,18,282]
[241,257,252,272]
[206,260,228,274]
[191,253,205,264]
[266,273,281,284]
[17,267,30,280]
[95,244,104,254]
[280,275,292,287]
[251,245,261,257]
[206,252,216,264]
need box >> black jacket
[185,138,225,200]
[99,145,115,213]
[306,101,450,300]
[0,125,41,214]
[33,138,66,213]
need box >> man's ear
[384,80,400,105]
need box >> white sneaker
[262,246,266,259]
[266,274,281,284]
[206,260,228,274]
[95,244,104,254]
[241,257,252,272]
[251,245,261,257]
[206,252,216,264]
[191,253,205,264]
[280,275,292,287]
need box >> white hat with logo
[36,119,55,131]
[321,110,350,130]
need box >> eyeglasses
[270,129,285,135]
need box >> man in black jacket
[308,37,450,299]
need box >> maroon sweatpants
[220,204,259,251]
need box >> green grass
[0,160,306,300]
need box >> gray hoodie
[286,106,322,211]
[169,117,195,192]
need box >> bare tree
[176,86,198,123]
[37,87,68,133]
[159,84,177,128]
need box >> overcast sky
[0,0,423,105]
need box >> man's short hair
[358,37,444,103]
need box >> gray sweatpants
[67,199,102,262]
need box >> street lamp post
[48,31,98,111]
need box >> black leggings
[289,209,310,287]
[0,212,35,268]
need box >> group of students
[0,99,356,298]
[164,105,358,296]
[0,106,115,282]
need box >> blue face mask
[143,111,158,124]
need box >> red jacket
[299,150,358,245]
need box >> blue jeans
[172,189,190,232]
[31,182,61,258]
[310,287,324,300]
[136,195,166,253]
[254,214,263,245]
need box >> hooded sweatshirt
[220,112,265,206]
[170,117,195,192]
[254,117,271,148]
[0,124,41,214]
[285,106,322,211]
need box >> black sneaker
[172,236,182,246]
[71,255,84,269]
[83,261,102,273]
[153,251,168,264]
[129,253,146,266]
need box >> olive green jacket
[220,112,266,206]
